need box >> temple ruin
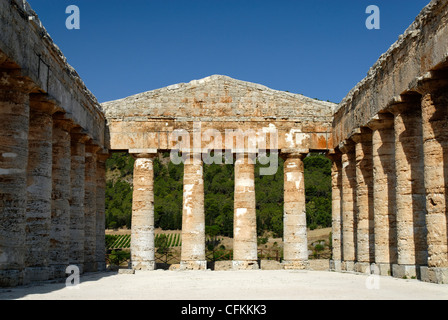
[1,0,447,287]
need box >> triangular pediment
[101,75,335,121]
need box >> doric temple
[0,0,447,286]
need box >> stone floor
[0,269,447,300]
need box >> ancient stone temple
[101,75,335,271]
[1,0,448,287]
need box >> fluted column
[352,129,375,273]
[69,132,89,273]
[282,151,309,270]
[339,140,356,271]
[233,152,258,270]
[367,114,397,276]
[96,152,109,271]
[420,87,448,284]
[328,151,343,271]
[50,115,74,279]
[131,152,157,271]
[181,152,206,270]
[0,69,33,287]
[84,143,99,272]
[389,102,427,279]
[25,95,60,282]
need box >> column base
[330,260,342,272]
[180,260,207,271]
[392,264,420,279]
[372,263,392,276]
[23,267,50,283]
[232,260,259,270]
[83,262,98,273]
[96,262,107,272]
[50,264,71,280]
[0,270,23,287]
[354,262,372,274]
[342,261,355,272]
[132,261,155,271]
[420,267,448,284]
[282,260,309,270]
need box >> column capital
[29,93,63,115]
[0,68,37,93]
[129,149,158,159]
[366,113,394,131]
[131,152,158,159]
[326,149,342,162]
[385,94,421,115]
[85,143,101,155]
[96,149,110,163]
[350,127,372,144]
[412,70,448,95]
[53,113,77,132]
[70,127,91,144]
[280,148,308,160]
[338,139,355,154]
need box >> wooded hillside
[105,152,331,237]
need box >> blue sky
[27,0,430,104]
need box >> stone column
[0,70,33,287]
[352,128,375,273]
[50,115,74,279]
[367,114,397,276]
[131,152,157,271]
[282,151,309,270]
[328,151,343,272]
[69,132,89,273]
[96,152,109,272]
[339,140,357,271]
[24,95,60,282]
[389,102,427,279]
[420,87,448,284]
[181,152,206,270]
[233,152,258,270]
[84,143,99,272]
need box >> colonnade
[0,69,107,287]
[330,85,448,283]
[130,150,310,271]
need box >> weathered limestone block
[25,96,60,282]
[367,114,397,276]
[50,116,73,279]
[69,133,89,273]
[352,129,374,273]
[282,152,309,270]
[233,153,258,270]
[340,141,356,271]
[96,153,109,271]
[84,144,99,272]
[421,88,448,280]
[0,70,33,287]
[181,153,206,271]
[131,153,156,271]
[328,152,343,271]
[390,102,427,278]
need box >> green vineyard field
[105,233,182,250]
